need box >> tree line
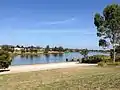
[0,45,109,54]
[0,45,65,53]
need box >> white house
[14,47,22,51]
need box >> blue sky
[0,0,119,49]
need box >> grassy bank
[0,66,120,90]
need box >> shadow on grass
[0,69,10,72]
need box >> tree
[80,49,89,59]
[16,45,20,48]
[94,4,120,62]
[44,45,50,53]
[52,46,64,52]
[58,46,64,52]
[52,46,58,51]
[21,48,25,54]
[0,50,12,69]
[1,45,14,53]
[21,46,24,48]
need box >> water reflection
[25,55,29,59]
[58,53,63,57]
[52,53,58,57]
[11,52,110,66]
[20,54,25,59]
[29,55,34,60]
[44,54,50,63]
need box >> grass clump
[98,61,120,67]
[98,62,107,67]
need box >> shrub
[98,62,107,67]
[82,55,110,64]
[98,61,120,67]
[114,56,120,62]
[0,50,12,69]
[107,62,120,66]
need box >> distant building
[14,47,22,51]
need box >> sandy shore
[0,62,97,75]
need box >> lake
[11,52,109,66]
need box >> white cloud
[38,18,75,25]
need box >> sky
[0,0,119,49]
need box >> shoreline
[12,51,65,55]
[0,62,97,75]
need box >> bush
[0,50,12,69]
[82,55,110,64]
[98,62,107,67]
[98,61,120,67]
[114,56,120,62]
[107,62,120,66]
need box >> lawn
[0,66,120,90]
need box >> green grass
[0,67,120,90]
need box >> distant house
[14,47,22,51]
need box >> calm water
[11,52,109,66]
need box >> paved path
[0,62,97,75]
